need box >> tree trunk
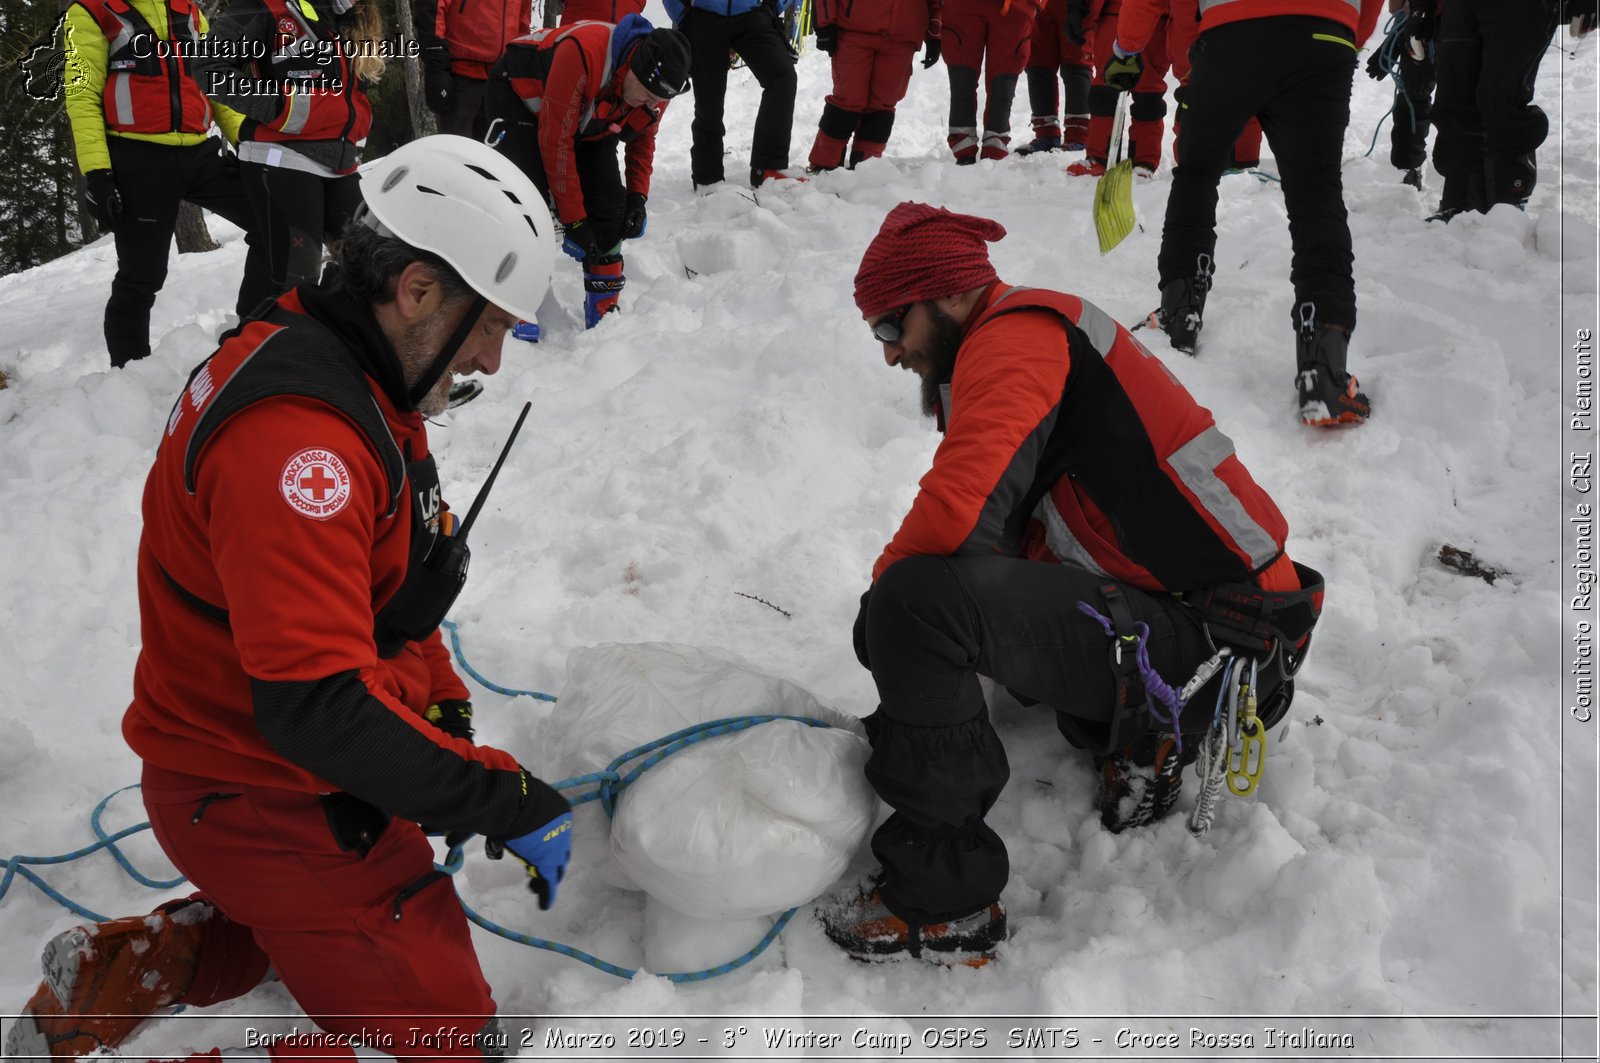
[175,201,221,253]
[543,0,562,28]
[392,0,438,139]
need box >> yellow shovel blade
[1094,160,1136,255]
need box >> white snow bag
[541,643,877,919]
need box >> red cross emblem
[281,447,352,520]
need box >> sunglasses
[870,303,912,344]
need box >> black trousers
[484,77,627,251]
[441,74,490,141]
[1431,0,1557,209]
[1389,47,1435,172]
[682,6,797,184]
[238,161,362,298]
[104,137,272,367]
[860,555,1236,925]
[1158,16,1358,332]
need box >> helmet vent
[416,184,446,197]
[500,187,524,206]
[381,166,408,192]
[496,252,516,283]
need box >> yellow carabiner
[1225,717,1266,796]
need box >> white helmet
[357,135,554,323]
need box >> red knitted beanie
[853,202,1007,319]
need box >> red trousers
[144,764,497,1062]
[1084,13,1170,168]
[941,0,1038,155]
[809,31,920,169]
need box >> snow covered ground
[1,10,1597,1061]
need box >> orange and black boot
[1095,733,1196,833]
[1294,302,1371,427]
[818,876,1005,968]
[5,900,213,1060]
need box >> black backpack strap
[183,312,405,517]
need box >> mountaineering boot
[1095,733,1194,833]
[5,900,212,1061]
[1294,302,1371,427]
[979,130,1010,161]
[512,320,541,342]
[750,167,808,188]
[1062,113,1089,151]
[1016,113,1061,155]
[1402,167,1423,190]
[1145,253,1213,354]
[582,253,625,329]
[1064,157,1105,177]
[818,876,1006,968]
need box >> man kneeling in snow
[820,202,1322,967]
[8,138,571,1063]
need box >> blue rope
[1364,11,1431,158]
[4,715,834,983]
[440,618,557,701]
[438,713,834,981]
[0,786,184,922]
[1076,601,1187,751]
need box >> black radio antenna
[458,401,531,540]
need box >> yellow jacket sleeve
[63,3,112,174]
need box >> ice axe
[1094,91,1136,255]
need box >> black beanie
[629,28,692,98]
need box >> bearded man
[820,202,1322,968]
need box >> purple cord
[1077,601,1186,752]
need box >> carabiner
[1226,717,1267,796]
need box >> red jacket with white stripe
[496,21,668,225]
[817,0,942,46]
[874,283,1299,595]
[1114,0,1382,53]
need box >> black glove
[815,22,838,54]
[424,698,474,742]
[422,46,454,116]
[1405,1,1438,41]
[921,34,941,68]
[1104,44,1143,92]
[1064,0,1088,45]
[561,218,601,261]
[851,588,872,670]
[622,192,648,240]
[1561,0,1598,34]
[1364,47,1388,80]
[85,169,122,232]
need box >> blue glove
[1104,42,1143,93]
[489,811,574,910]
[561,219,601,262]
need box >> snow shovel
[1094,91,1136,255]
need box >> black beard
[920,304,964,418]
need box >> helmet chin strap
[408,293,488,409]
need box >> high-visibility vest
[79,0,213,135]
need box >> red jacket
[125,288,547,840]
[559,0,646,24]
[498,21,667,224]
[817,0,942,46]
[426,0,531,78]
[1116,0,1381,51]
[75,0,214,135]
[875,283,1298,595]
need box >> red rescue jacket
[426,0,531,78]
[874,283,1299,595]
[496,21,667,224]
[238,0,372,156]
[559,0,647,24]
[1116,0,1381,52]
[124,288,541,838]
[77,0,214,135]
[817,0,942,46]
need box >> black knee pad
[818,101,861,140]
[1130,92,1168,123]
[1088,81,1119,116]
[857,108,896,144]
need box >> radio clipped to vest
[373,402,532,656]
